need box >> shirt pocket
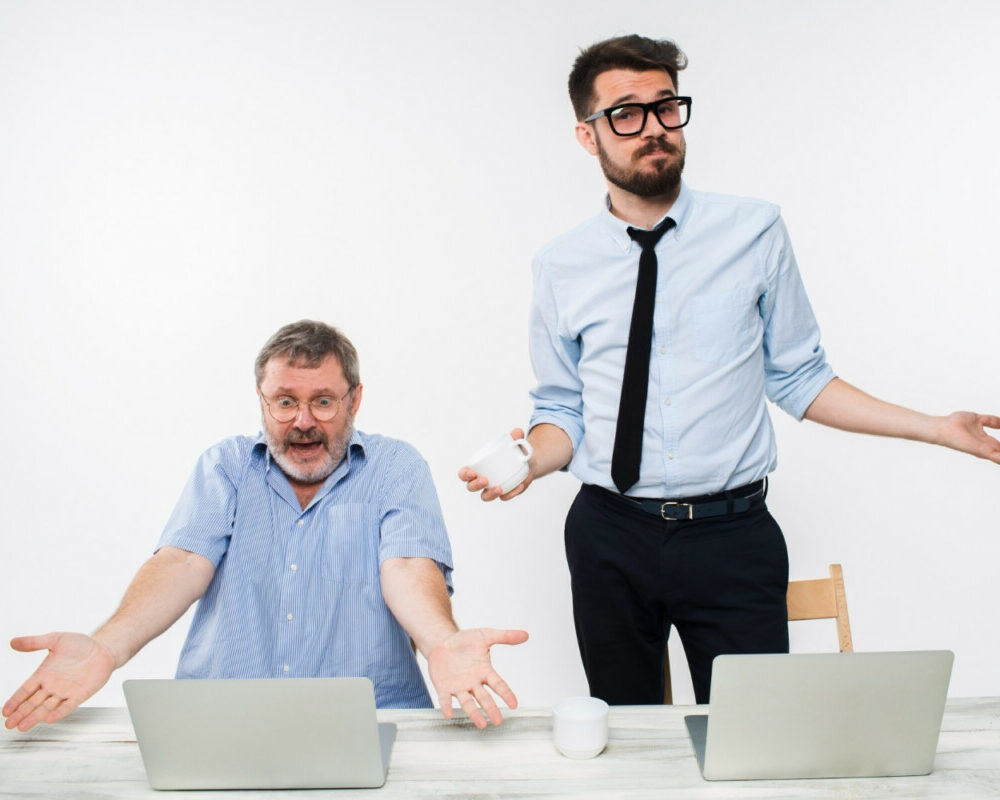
[691,288,757,365]
[321,503,380,584]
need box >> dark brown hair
[568,34,688,120]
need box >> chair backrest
[786,563,853,653]
[663,563,853,703]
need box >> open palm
[938,412,1000,463]
[3,632,116,732]
[427,627,528,729]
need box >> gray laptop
[685,650,953,781]
[123,677,396,790]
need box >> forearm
[526,422,574,479]
[379,557,458,657]
[803,378,939,443]
[93,546,215,668]
[803,378,1000,463]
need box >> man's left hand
[935,411,1000,464]
[427,628,529,729]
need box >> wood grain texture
[2,699,998,798]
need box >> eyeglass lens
[268,397,341,422]
[608,99,688,135]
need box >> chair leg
[829,564,854,653]
[663,649,673,705]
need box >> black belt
[592,478,767,521]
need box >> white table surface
[2,698,999,798]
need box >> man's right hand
[458,428,535,502]
[3,632,116,732]
[458,424,574,502]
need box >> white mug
[552,696,609,759]
[467,434,534,494]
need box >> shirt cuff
[784,366,837,420]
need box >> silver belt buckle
[660,501,693,521]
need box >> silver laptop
[685,650,953,781]
[123,677,396,790]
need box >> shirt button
[290,564,298,571]
[659,347,667,355]
[286,613,294,621]
[283,665,290,673]
[667,451,675,460]
[296,519,304,527]
[664,398,671,406]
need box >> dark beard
[598,137,685,198]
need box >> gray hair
[254,320,361,387]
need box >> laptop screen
[685,650,953,780]
[124,677,396,790]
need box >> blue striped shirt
[156,429,453,708]
[528,182,836,498]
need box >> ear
[350,383,364,415]
[574,120,600,157]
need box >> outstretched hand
[3,633,116,732]
[427,627,529,729]
[936,412,1000,464]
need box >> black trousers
[564,483,789,705]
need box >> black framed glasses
[584,96,692,136]
[259,389,354,423]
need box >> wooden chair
[785,562,853,653]
[663,563,852,703]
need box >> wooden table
[3,699,998,798]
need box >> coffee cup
[467,434,534,494]
[552,696,609,759]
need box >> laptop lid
[123,677,396,790]
[685,650,953,781]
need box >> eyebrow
[608,88,677,107]
[267,386,339,397]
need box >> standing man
[459,35,999,704]
[6,320,527,733]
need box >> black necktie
[611,216,676,494]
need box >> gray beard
[265,418,353,485]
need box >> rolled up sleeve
[528,259,586,450]
[758,216,836,419]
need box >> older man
[5,320,526,732]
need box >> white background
[0,0,997,710]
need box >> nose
[640,109,669,137]
[292,403,318,428]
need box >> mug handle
[512,438,534,460]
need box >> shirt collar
[601,180,692,253]
[343,428,366,466]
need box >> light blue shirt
[528,182,835,498]
[156,429,453,708]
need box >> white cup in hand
[552,696,609,759]
[467,434,534,494]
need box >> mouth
[286,438,326,459]
[638,148,674,161]
[635,141,679,160]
